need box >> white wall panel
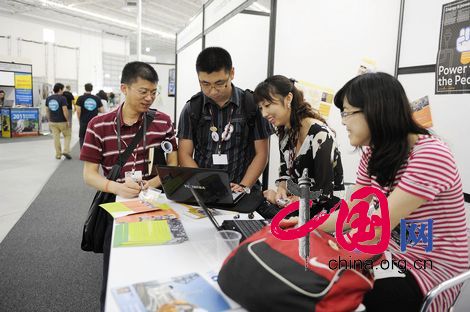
[176,39,202,126]
[274,0,401,186]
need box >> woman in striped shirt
[319,72,468,311]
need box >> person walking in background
[45,83,71,160]
[96,90,110,113]
[0,90,5,107]
[76,83,104,148]
[62,85,74,128]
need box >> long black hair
[254,75,327,148]
[334,72,429,187]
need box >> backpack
[218,226,382,312]
[188,89,258,148]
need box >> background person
[45,83,71,160]
[0,89,5,107]
[62,85,74,128]
[316,72,469,312]
[177,47,272,194]
[254,75,344,218]
[80,61,177,311]
[97,89,110,113]
[76,83,104,148]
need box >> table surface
[105,195,262,312]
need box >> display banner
[168,68,176,97]
[1,108,11,138]
[436,0,470,94]
[10,108,39,137]
[14,72,33,106]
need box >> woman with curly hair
[254,75,344,218]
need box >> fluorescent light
[104,73,111,78]
[145,47,150,52]
[39,0,175,39]
[43,28,55,43]
[251,2,270,13]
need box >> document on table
[113,219,188,247]
[100,200,172,218]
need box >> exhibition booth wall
[176,0,470,194]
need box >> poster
[295,80,335,119]
[14,72,33,106]
[10,108,39,137]
[410,96,433,128]
[436,0,470,94]
[168,68,175,97]
[1,108,11,138]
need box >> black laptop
[157,166,246,209]
[189,188,266,242]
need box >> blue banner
[15,88,33,106]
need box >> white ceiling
[0,0,206,58]
[0,0,271,60]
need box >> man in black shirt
[177,47,272,194]
[76,83,104,148]
[45,83,71,159]
[62,85,74,127]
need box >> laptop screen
[157,166,244,207]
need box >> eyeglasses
[340,110,362,119]
[199,77,229,91]
[131,87,159,98]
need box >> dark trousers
[79,136,84,149]
[363,271,423,312]
[100,214,114,312]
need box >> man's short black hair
[121,61,159,85]
[53,83,64,93]
[196,47,232,74]
[84,83,93,92]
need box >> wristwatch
[239,184,251,194]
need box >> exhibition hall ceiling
[0,0,206,56]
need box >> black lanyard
[115,106,148,174]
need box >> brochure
[113,218,188,247]
[112,272,231,312]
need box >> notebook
[156,165,246,209]
[190,188,266,242]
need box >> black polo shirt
[76,93,103,138]
[45,94,67,122]
[178,86,272,183]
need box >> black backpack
[188,89,258,148]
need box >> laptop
[190,188,267,242]
[157,166,246,209]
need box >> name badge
[212,154,228,165]
[125,170,142,182]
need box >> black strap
[107,109,156,180]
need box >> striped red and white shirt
[80,105,177,182]
[356,135,468,311]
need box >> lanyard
[115,106,148,174]
[208,104,234,155]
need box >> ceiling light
[251,2,270,13]
[43,28,55,43]
[145,47,150,52]
[39,0,175,39]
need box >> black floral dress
[276,123,344,207]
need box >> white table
[105,195,261,311]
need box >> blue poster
[10,108,39,137]
[15,89,33,106]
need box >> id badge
[212,154,228,165]
[125,170,142,182]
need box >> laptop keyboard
[222,220,266,241]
